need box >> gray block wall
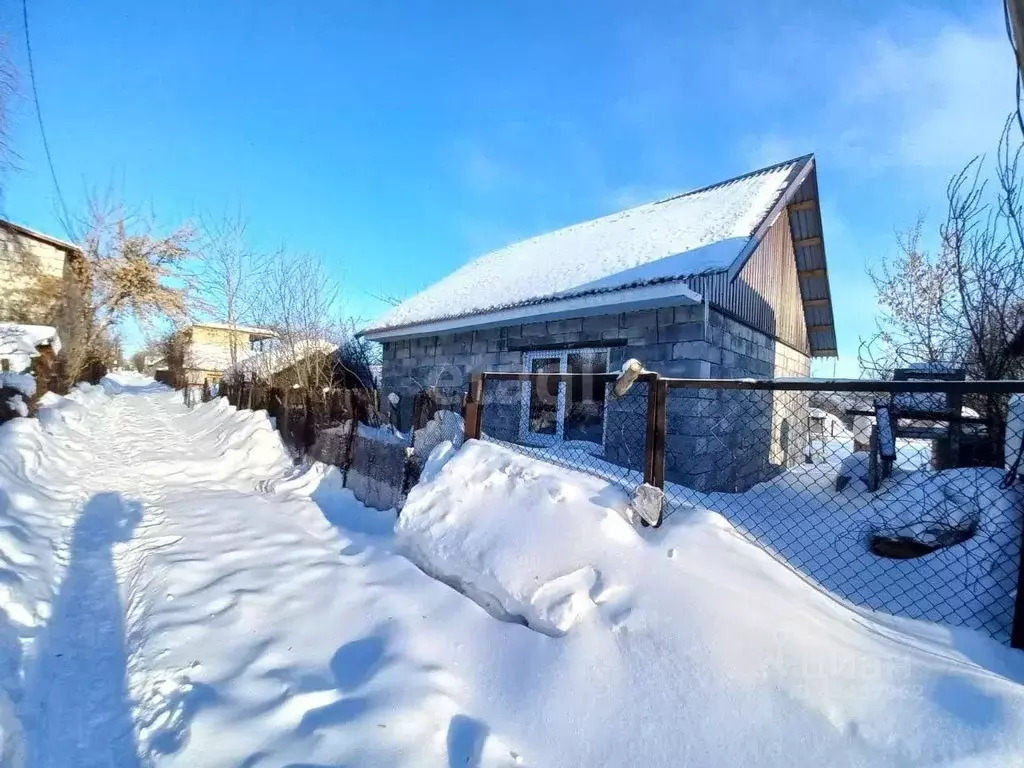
[380,304,811,492]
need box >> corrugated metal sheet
[685,213,809,355]
[684,160,837,358]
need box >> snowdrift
[399,439,1024,767]
[3,373,1024,767]
[0,374,298,764]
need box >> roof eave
[726,154,816,282]
[360,280,705,342]
[0,219,82,253]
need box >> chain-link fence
[662,379,1024,645]
[474,372,652,496]
[467,372,1024,646]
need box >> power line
[21,0,73,236]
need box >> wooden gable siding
[684,212,809,355]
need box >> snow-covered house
[171,322,277,387]
[224,338,336,386]
[0,219,87,329]
[362,155,838,491]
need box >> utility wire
[21,0,73,237]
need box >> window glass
[564,351,607,443]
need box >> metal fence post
[464,373,485,441]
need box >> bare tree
[60,196,198,385]
[158,326,187,388]
[245,249,340,391]
[860,117,1024,383]
[194,212,267,370]
[0,39,16,192]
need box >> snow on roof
[225,339,337,378]
[0,218,80,253]
[192,322,277,338]
[0,324,61,373]
[0,323,61,352]
[364,157,805,337]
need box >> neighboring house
[226,340,379,390]
[0,219,87,330]
[173,322,277,386]
[362,155,837,492]
[226,338,336,387]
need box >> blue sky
[0,1,1015,374]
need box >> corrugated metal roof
[363,157,806,337]
[363,155,839,358]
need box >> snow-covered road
[3,375,1024,767]
[4,378,537,766]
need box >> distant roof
[363,156,812,340]
[225,339,336,377]
[0,323,62,353]
[190,322,277,339]
[0,219,81,253]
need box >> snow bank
[0,372,36,398]
[0,374,301,763]
[398,439,1024,766]
[3,376,1024,766]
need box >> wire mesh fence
[475,372,652,495]
[661,380,1023,645]
[469,371,1024,646]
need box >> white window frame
[520,347,610,445]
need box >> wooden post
[464,373,485,441]
[302,390,317,452]
[1013,539,1024,649]
[342,390,357,487]
[947,389,963,468]
[267,387,281,428]
[643,373,665,488]
[280,387,290,445]
[653,378,667,491]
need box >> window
[521,348,609,446]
